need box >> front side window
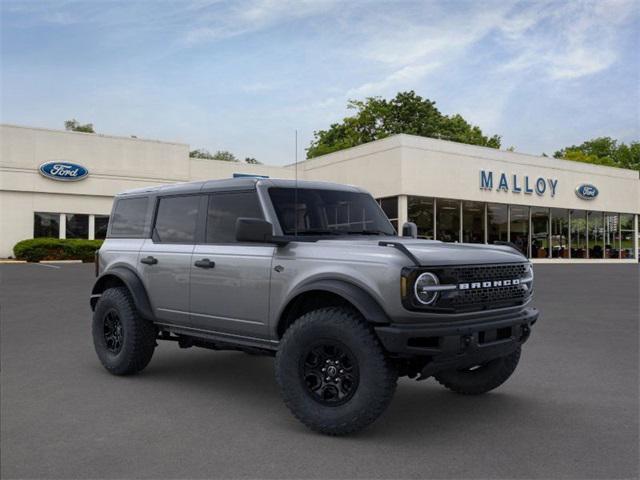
[110,197,149,237]
[154,195,200,243]
[206,191,263,243]
[269,188,395,237]
[34,212,59,238]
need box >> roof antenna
[294,129,298,239]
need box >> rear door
[139,194,202,325]
[189,190,274,339]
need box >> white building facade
[1,124,638,262]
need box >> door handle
[140,256,158,265]
[194,258,215,269]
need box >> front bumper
[375,307,539,375]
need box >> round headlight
[414,272,440,305]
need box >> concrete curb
[0,259,27,264]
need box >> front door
[139,194,201,325]
[189,191,274,339]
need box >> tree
[554,137,640,172]
[64,119,94,133]
[212,150,238,162]
[307,91,501,158]
[189,149,239,162]
[190,149,215,159]
[244,157,262,164]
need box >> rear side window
[206,191,263,243]
[110,197,149,237]
[154,195,200,244]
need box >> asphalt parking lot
[1,263,638,479]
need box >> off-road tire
[434,347,521,395]
[92,287,157,375]
[275,307,398,436]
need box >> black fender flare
[90,266,155,321]
[279,278,390,327]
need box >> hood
[315,237,527,266]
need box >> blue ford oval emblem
[39,161,89,182]
[575,183,598,200]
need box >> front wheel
[434,347,521,395]
[275,307,398,436]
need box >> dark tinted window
[34,212,59,238]
[66,214,89,239]
[154,195,200,243]
[269,188,395,236]
[110,197,148,237]
[206,191,263,243]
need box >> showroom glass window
[620,214,636,259]
[531,207,550,259]
[603,213,619,259]
[154,195,200,243]
[550,209,569,259]
[462,201,484,244]
[571,210,587,258]
[66,214,89,239]
[206,191,263,243]
[510,205,530,256]
[378,197,398,231]
[588,211,604,258]
[436,198,460,242]
[94,215,109,240]
[407,196,434,239]
[487,203,508,245]
[34,212,59,238]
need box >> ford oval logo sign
[39,161,89,182]
[575,184,598,200]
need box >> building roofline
[0,123,189,147]
[298,133,639,179]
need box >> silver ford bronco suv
[91,178,538,435]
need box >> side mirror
[236,218,289,245]
[401,221,418,239]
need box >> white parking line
[33,263,61,269]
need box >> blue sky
[2,0,639,165]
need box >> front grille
[449,264,528,283]
[429,263,532,312]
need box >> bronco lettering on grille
[458,279,521,290]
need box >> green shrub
[13,238,104,262]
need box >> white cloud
[347,63,440,97]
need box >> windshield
[268,187,396,237]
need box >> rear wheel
[434,348,521,395]
[275,307,397,436]
[92,287,157,375]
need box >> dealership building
[1,123,638,262]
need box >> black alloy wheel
[103,309,124,354]
[300,341,359,406]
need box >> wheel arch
[276,279,390,338]
[91,266,154,321]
